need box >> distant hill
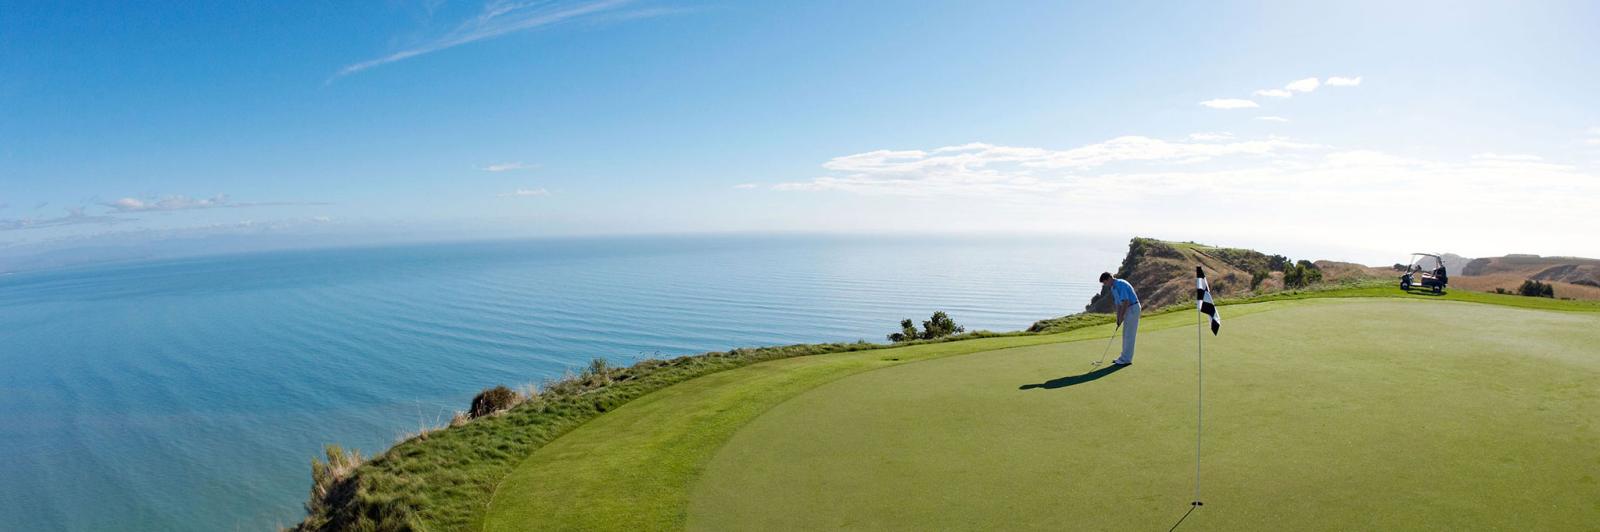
[1083,238,1386,312]
[1451,254,1600,299]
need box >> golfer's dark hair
[1099,272,1113,282]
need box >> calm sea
[0,234,1120,530]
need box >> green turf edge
[687,300,1600,531]
[479,299,1326,530]
[299,283,1596,530]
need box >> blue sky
[3,0,1598,268]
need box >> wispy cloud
[0,207,126,232]
[769,135,1600,255]
[1188,132,1235,142]
[1284,77,1321,93]
[335,0,645,78]
[102,194,326,212]
[1471,152,1543,162]
[1246,76,1359,101]
[1255,116,1290,123]
[480,161,537,172]
[774,136,1320,195]
[498,187,550,197]
[105,195,230,212]
[1199,98,1259,109]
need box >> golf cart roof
[1411,253,1442,259]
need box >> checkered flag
[1196,266,1221,335]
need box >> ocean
[0,234,1121,530]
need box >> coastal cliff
[1082,237,1386,313]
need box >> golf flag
[1196,266,1221,335]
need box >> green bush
[1268,254,1291,272]
[922,311,964,338]
[1518,280,1555,298]
[1250,269,1271,290]
[887,319,920,342]
[1283,260,1323,289]
[888,312,965,342]
[469,386,519,419]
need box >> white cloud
[775,136,1319,196]
[1188,132,1235,142]
[106,195,231,212]
[1325,76,1363,87]
[1284,77,1321,93]
[335,0,648,78]
[1471,152,1543,162]
[732,183,759,189]
[1255,116,1290,123]
[481,162,535,172]
[770,135,1600,258]
[1199,98,1259,109]
[101,194,323,212]
[1587,138,1600,146]
[498,188,550,197]
[1,207,126,231]
[1253,89,1293,98]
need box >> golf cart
[1400,253,1448,294]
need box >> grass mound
[690,299,1600,529]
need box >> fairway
[484,298,1600,530]
[690,299,1600,530]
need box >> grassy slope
[483,292,1599,530]
[483,298,1325,530]
[690,299,1600,530]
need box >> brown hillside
[1084,238,1384,313]
[1461,255,1600,287]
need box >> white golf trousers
[1116,303,1140,364]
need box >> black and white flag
[1196,266,1221,335]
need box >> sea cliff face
[1083,237,1386,312]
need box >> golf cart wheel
[1433,286,1442,294]
[1401,281,1411,291]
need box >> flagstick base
[1191,501,1204,506]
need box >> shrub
[887,318,919,342]
[1268,254,1291,272]
[921,311,964,339]
[1518,280,1555,298]
[887,312,965,342]
[1283,260,1323,289]
[304,445,363,520]
[469,385,519,419]
[1250,269,1271,290]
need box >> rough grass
[295,332,1048,530]
[689,299,1600,530]
[298,283,1598,530]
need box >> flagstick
[1194,304,1204,507]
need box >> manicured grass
[689,299,1600,530]
[480,301,1304,530]
[307,281,1596,529]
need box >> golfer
[1099,272,1140,366]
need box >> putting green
[689,299,1600,530]
[482,297,1600,530]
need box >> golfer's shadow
[1018,364,1126,390]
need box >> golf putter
[1090,323,1121,366]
